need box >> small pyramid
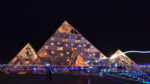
[75,55,87,66]
[38,21,107,65]
[100,52,107,59]
[110,50,136,65]
[9,43,41,65]
[68,47,88,66]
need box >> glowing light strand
[124,51,150,54]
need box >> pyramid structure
[38,21,107,65]
[110,50,136,65]
[9,43,41,65]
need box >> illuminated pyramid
[110,50,136,65]
[38,21,107,65]
[9,43,41,65]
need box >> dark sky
[0,0,150,64]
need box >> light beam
[124,51,150,54]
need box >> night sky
[0,0,150,64]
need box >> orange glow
[45,46,48,49]
[62,39,65,42]
[79,45,82,47]
[71,48,77,51]
[75,55,87,66]
[50,37,55,41]
[78,40,80,43]
[65,43,69,46]
[57,47,63,50]
[66,39,68,42]
[83,44,86,47]
[62,39,68,42]
[44,52,47,55]
[71,43,74,46]
[66,52,70,55]
[67,59,69,61]
[57,42,61,45]
[50,43,54,45]
[75,40,78,43]
[51,51,55,54]
[71,48,74,51]
[60,53,64,56]
[87,49,90,52]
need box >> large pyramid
[38,21,107,65]
[110,50,136,65]
[9,43,41,65]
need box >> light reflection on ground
[0,74,139,84]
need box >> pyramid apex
[26,42,31,45]
[23,42,35,50]
[110,49,124,59]
[25,42,32,47]
[61,20,72,27]
[55,20,81,34]
[63,20,69,23]
[116,49,123,53]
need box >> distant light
[124,51,150,54]
[45,64,50,66]
[89,67,93,68]
[33,68,37,70]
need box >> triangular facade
[75,55,87,66]
[110,50,136,65]
[38,21,107,65]
[9,43,41,65]
[68,47,88,66]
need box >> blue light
[33,68,37,71]
[124,51,150,54]
[45,64,50,66]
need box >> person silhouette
[46,64,53,80]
